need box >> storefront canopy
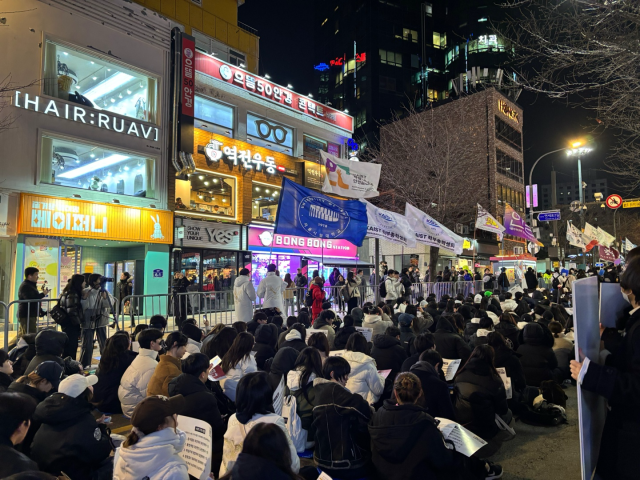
[303,256,374,268]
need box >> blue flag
[274,178,368,247]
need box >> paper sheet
[442,358,461,381]
[355,326,373,342]
[131,341,140,353]
[378,369,392,379]
[177,415,212,480]
[329,350,346,357]
[435,417,487,457]
[496,367,513,400]
[208,356,225,381]
[306,328,329,343]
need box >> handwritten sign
[177,415,212,480]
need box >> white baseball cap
[59,374,98,398]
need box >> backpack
[379,281,387,298]
[305,289,314,307]
[540,380,568,408]
[281,395,307,452]
[519,401,568,426]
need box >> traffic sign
[537,210,561,222]
[606,194,623,209]
[623,199,640,209]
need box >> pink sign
[248,227,358,258]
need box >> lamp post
[566,141,594,230]
[528,148,568,227]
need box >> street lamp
[566,140,594,229]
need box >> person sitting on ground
[343,333,385,404]
[24,330,78,377]
[286,347,323,450]
[369,372,502,480]
[0,392,40,478]
[464,309,486,342]
[333,314,358,351]
[233,321,248,334]
[409,351,456,420]
[401,332,436,372]
[247,311,268,336]
[398,313,416,355]
[219,423,304,480]
[312,356,373,480]
[453,345,514,457]
[0,348,14,392]
[487,332,527,407]
[31,374,112,479]
[434,316,472,362]
[203,326,238,360]
[220,332,258,402]
[147,331,187,397]
[253,324,278,371]
[168,353,225,474]
[148,314,168,333]
[278,316,299,347]
[517,322,560,386]
[548,321,573,381]
[370,326,407,397]
[113,394,189,479]
[280,324,307,353]
[307,332,330,363]
[350,307,365,327]
[363,305,394,338]
[268,347,299,416]
[220,372,300,477]
[469,317,495,348]
[7,333,37,379]
[495,312,520,350]
[181,323,204,357]
[271,315,286,335]
[313,309,336,348]
[92,331,137,414]
[119,328,163,417]
[514,291,531,317]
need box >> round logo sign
[183,47,193,59]
[298,196,350,238]
[606,194,623,209]
[374,208,397,228]
[422,216,440,230]
[219,64,233,81]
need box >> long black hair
[63,274,85,297]
[456,344,499,378]
[235,372,274,424]
[98,332,130,373]
[293,347,323,389]
[221,332,254,373]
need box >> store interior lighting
[83,72,135,102]
[58,154,130,178]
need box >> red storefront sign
[181,37,195,117]
[195,53,354,133]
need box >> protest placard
[441,359,461,381]
[177,415,212,480]
[355,326,373,342]
[306,328,328,344]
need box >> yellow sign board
[18,194,173,244]
[623,200,640,209]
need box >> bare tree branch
[0,74,39,136]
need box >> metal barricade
[2,298,62,349]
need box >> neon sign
[355,53,366,63]
[329,57,344,67]
[326,53,367,68]
[314,63,330,71]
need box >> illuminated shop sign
[13,92,159,142]
[328,53,367,67]
[498,99,519,124]
[204,139,278,174]
[314,63,330,71]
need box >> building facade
[539,178,609,210]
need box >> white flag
[404,203,464,254]
[596,227,615,248]
[566,222,586,249]
[475,204,506,240]
[363,200,416,247]
[583,223,599,243]
[320,151,381,198]
[625,238,637,253]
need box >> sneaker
[485,462,503,479]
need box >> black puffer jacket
[399,325,416,355]
[495,321,520,350]
[409,361,456,421]
[0,438,40,479]
[7,381,48,457]
[370,334,407,386]
[92,350,137,413]
[517,323,559,386]
[0,372,12,392]
[24,330,68,376]
[31,393,112,478]
[493,345,527,396]
[433,318,472,362]
[229,452,292,480]
[267,347,299,395]
[9,333,37,378]
[17,280,45,320]
[463,319,481,343]
[252,324,277,370]
[333,325,357,350]
[453,357,509,439]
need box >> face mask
[622,292,631,305]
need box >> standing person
[384,270,403,307]
[344,271,362,314]
[147,332,187,397]
[58,274,85,360]
[335,274,346,312]
[80,274,112,368]
[329,267,340,287]
[18,267,48,336]
[295,268,307,311]
[310,276,326,321]
[525,267,538,290]
[483,269,495,291]
[257,264,285,315]
[400,268,413,303]
[357,269,369,299]
[114,272,133,328]
[234,268,256,323]
[283,273,296,317]
[497,268,510,293]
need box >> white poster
[405,203,463,254]
[442,358,461,381]
[435,417,487,457]
[24,237,59,299]
[320,150,381,198]
[362,200,416,247]
[355,326,373,342]
[177,415,213,480]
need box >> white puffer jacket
[342,351,385,404]
[113,427,188,480]
[363,314,393,338]
[220,354,258,402]
[118,348,158,417]
[220,412,299,477]
[256,272,285,313]
[234,275,256,322]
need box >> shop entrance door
[60,243,82,292]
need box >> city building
[539,177,609,210]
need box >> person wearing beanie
[113,395,189,479]
[350,307,365,327]
[31,374,112,479]
[181,323,204,357]
[517,322,559,386]
[398,313,416,355]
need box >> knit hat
[474,294,482,304]
[398,313,414,327]
[59,374,98,398]
[131,395,186,434]
[419,300,428,308]
[33,361,64,389]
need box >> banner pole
[473,204,478,274]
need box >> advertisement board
[248,226,357,258]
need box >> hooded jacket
[363,314,393,338]
[234,275,257,323]
[0,437,40,478]
[463,318,482,343]
[257,272,285,313]
[501,299,518,313]
[409,361,456,421]
[220,354,258,403]
[287,368,317,432]
[113,427,189,480]
[351,307,365,327]
[31,393,112,478]
[493,346,527,395]
[228,452,293,480]
[24,330,67,376]
[280,329,307,353]
[517,323,559,386]
[313,314,336,348]
[9,334,37,378]
[525,270,538,290]
[220,412,299,477]
[92,350,137,414]
[369,401,458,480]
[147,354,182,397]
[433,317,472,362]
[115,277,133,302]
[343,351,385,404]
[310,284,326,320]
[370,334,407,386]
[252,324,278,370]
[333,325,357,350]
[268,347,299,401]
[399,325,416,355]
[495,320,520,350]
[118,348,158,417]
[384,277,404,301]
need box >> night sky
[239,0,619,197]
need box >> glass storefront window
[195,96,234,136]
[43,40,159,124]
[175,171,236,217]
[252,182,281,223]
[252,254,296,286]
[40,134,157,198]
[203,250,237,292]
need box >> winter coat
[168,373,225,472]
[468,329,492,348]
[495,321,520,350]
[399,274,412,296]
[351,307,365,327]
[58,290,83,327]
[433,317,472,362]
[0,438,40,478]
[333,325,357,350]
[220,412,299,477]
[24,330,68,376]
[220,355,258,402]
[497,272,510,289]
[0,372,12,392]
[552,334,574,351]
[18,280,46,320]
[343,350,385,404]
[462,318,481,343]
[310,284,326,320]
[115,278,133,303]
[113,427,189,480]
[9,334,37,378]
[31,393,112,478]
[256,272,285,313]
[312,321,336,349]
[370,334,407,387]
[514,299,531,317]
[253,324,277,370]
[228,452,293,480]
[287,369,317,433]
[279,329,308,353]
[92,350,137,414]
[517,323,559,386]
[401,353,420,373]
[409,361,456,421]
[501,299,518,313]
[311,378,372,473]
[399,325,416,355]
[184,338,202,357]
[369,401,459,480]
[493,346,527,396]
[453,357,509,440]
[234,275,256,323]
[363,314,394,338]
[295,274,308,288]
[81,287,113,329]
[384,277,404,301]
[342,277,362,300]
[147,354,182,397]
[118,348,158,417]
[525,271,538,290]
